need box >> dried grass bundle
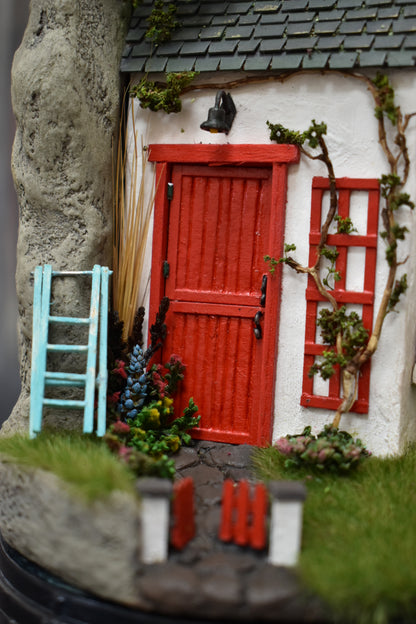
[112,99,156,341]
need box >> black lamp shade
[200,91,236,134]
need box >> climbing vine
[267,73,415,429]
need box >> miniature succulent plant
[275,426,371,472]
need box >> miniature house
[120,0,416,456]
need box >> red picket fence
[170,477,196,550]
[219,479,268,550]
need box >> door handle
[260,274,267,307]
[254,311,263,340]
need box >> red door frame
[147,144,299,446]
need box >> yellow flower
[166,435,180,453]
[148,408,160,426]
[163,397,174,407]
[132,427,146,440]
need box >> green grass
[252,445,416,624]
[0,431,136,502]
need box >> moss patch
[252,445,416,624]
[0,431,136,502]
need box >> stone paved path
[135,441,328,622]
[173,440,256,563]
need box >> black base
[0,535,220,624]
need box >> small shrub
[105,344,200,479]
[130,72,198,114]
[275,425,371,472]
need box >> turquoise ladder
[29,264,111,438]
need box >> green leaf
[303,120,327,149]
[335,215,357,234]
[267,122,305,146]
[387,274,408,313]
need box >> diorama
[1,0,416,622]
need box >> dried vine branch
[350,76,414,374]
[268,73,415,429]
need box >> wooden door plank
[148,143,299,165]
[149,147,292,446]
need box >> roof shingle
[121,0,416,74]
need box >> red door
[148,145,299,446]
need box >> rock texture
[3,0,130,435]
[0,460,142,606]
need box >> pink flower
[167,354,186,373]
[293,438,308,453]
[108,391,121,404]
[112,421,131,435]
[346,448,361,460]
[275,437,294,456]
[151,369,168,397]
[169,354,183,365]
[112,360,128,379]
[318,448,333,462]
[118,445,132,461]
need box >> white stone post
[267,481,307,567]
[136,478,173,564]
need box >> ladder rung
[52,270,95,276]
[43,399,86,408]
[45,380,86,388]
[49,316,91,325]
[30,264,112,438]
[31,270,113,276]
[47,344,88,352]
[44,372,87,387]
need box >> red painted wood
[309,233,378,247]
[302,177,380,414]
[170,477,195,550]
[313,177,380,190]
[148,146,292,446]
[171,301,259,317]
[255,163,289,445]
[163,164,267,443]
[234,480,250,546]
[301,393,369,413]
[148,162,170,338]
[250,483,268,550]
[220,480,269,550]
[148,144,300,165]
[219,479,235,542]
[305,287,374,305]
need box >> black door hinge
[167,182,174,201]
[163,261,170,278]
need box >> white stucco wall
[128,70,416,456]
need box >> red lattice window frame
[301,177,380,414]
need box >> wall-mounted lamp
[200,90,236,134]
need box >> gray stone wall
[3,0,130,435]
[0,0,29,424]
[0,461,142,605]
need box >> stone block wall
[3,0,131,435]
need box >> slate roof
[121,0,416,73]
